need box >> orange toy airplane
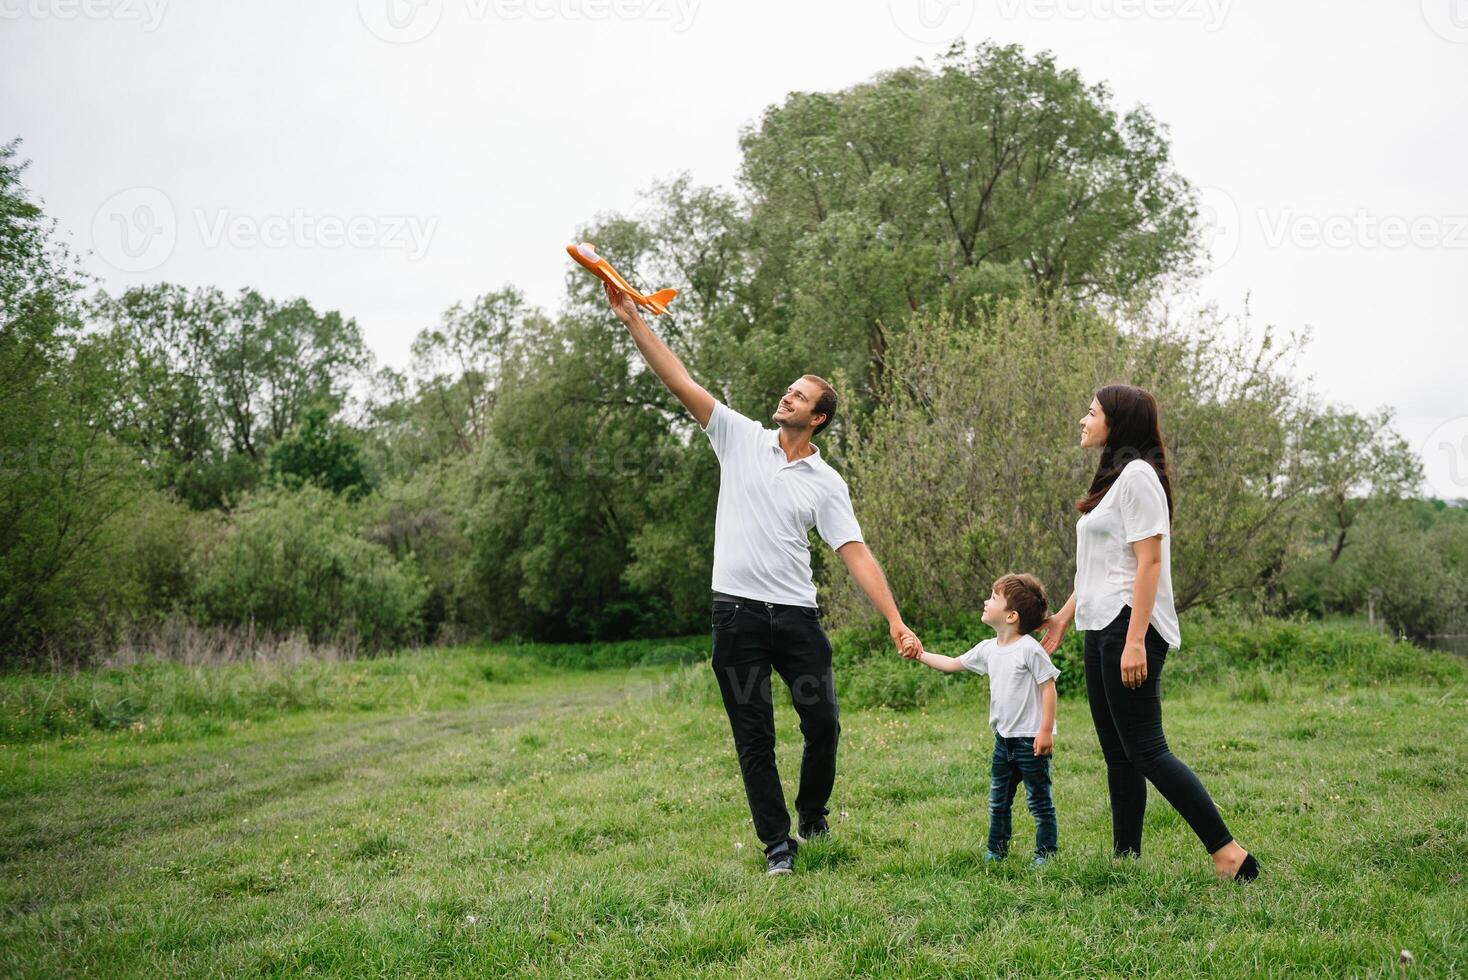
[566,242,678,316]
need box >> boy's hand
[893,623,923,659]
[1033,731,1053,756]
[899,634,922,659]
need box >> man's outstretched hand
[603,279,640,326]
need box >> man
[602,281,923,875]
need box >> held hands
[1120,638,1149,689]
[1033,731,1053,757]
[892,622,923,660]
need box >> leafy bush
[507,635,706,670]
[361,456,480,641]
[191,486,428,649]
[1174,616,1466,688]
[817,615,1465,711]
[1276,499,1467,641]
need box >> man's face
[772,377,826,432]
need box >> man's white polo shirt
[701,400,864,608]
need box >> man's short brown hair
[803,374,837,436]
[994,573,1049,635]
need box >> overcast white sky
[3,0,1466,496]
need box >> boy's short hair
[994,573,1049,635]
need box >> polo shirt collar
[766,428,823,470]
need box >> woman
[1039,384,1258,882]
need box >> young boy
[904,573,1059,865]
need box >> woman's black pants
[1084,606,1234,856]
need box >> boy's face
[982,586,1017,631]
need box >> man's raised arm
[602,280,714,428]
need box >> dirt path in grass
[0,672,655,870]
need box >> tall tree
[377,287,541,466]
[736,41,1200,411]
[0,141,144,657]
[1295,406,1424,563]
[86,284,370,507]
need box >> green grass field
[3,626,1467,977]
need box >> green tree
[466,306,695,641]
[360,454,481,640]
[85,284,371,508]
[1295,406,1423,563]
[833,296,1319,626]
[269,403,371,498]
[735,41,1199,413]
[365,287,545,475]
[0,141,148,658]
[559,43,1204,459]
[1345,503,1468,640]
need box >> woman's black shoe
[1233,853,1259,883]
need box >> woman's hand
[1120,638,1148,688]
[1037,613,1069,655]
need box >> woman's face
[1079,397,1109,449]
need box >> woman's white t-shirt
[1073,459,1181,649]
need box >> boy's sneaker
[766,841,798,876]
[797,816,830,842]
[1032,854,1049,868]
[984,850,1005,862]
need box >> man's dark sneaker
[766,841,797,876]
[797,816,830,842]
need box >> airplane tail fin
[643,288,679,315]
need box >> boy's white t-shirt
[958,635,1061,738]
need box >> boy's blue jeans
[988,733,1058,858]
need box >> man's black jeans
[710,593,839,855]
[1084,605,1234,856]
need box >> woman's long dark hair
[1076,384,1175,522]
